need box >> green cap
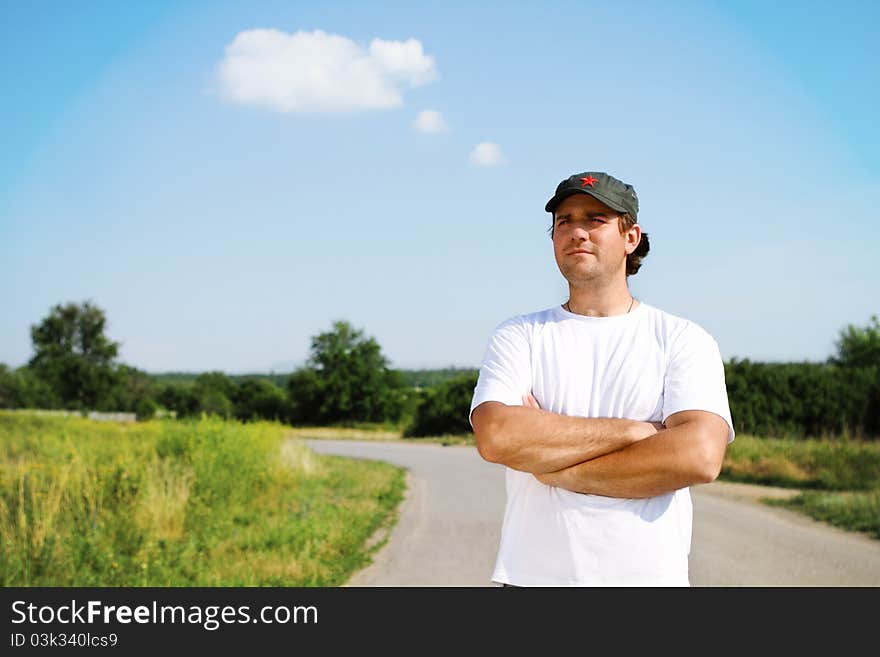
[544,171,639,221]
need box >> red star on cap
[580,175,598,187]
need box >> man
[469,170,734,586]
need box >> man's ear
[625,224,642,254]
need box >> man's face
[551,193,639,286]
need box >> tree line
[0,301,453,432]
[1,301,878,439]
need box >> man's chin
[558,266,603,285]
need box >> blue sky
[2,0,878,374]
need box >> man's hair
[549,212,650,276]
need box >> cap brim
[545,188,629,215]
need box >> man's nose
[571,224,591,241]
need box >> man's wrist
[626,419,664,444]
[626,420,648,444]
[539,464,591,495]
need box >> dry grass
[284,426,404,441]
[134,458,194,542]
[279,437,323,476]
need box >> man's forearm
[535,414,729,497]
[471,400,660,474]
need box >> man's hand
[534,420,666,489]
[525,392,664,487]
[522,392,541,409]
[535,471,559,486]
[525,391,664,437]
[524,391,665,489]
[471,394,666,474]
[533,410,729,498]
[523,393,569,486]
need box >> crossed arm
[470,395,730,499]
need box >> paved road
[306,439,880,587]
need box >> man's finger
[522,393,541,409]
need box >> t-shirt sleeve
[662,322,736,443]
[469,318,532,429]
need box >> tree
[27,300,121,411]
[156,382,200,419]
[832,315,880,368]
[106,364,159,420]
[286,367,323,424]
[0,365,62,410]
[193,371,237,399]
[231,378,287,422]
[0,364,16,408]
[192,371,236,419]
[404,372,479,437]
[287,320,404,424]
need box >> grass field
[0,411,405,586]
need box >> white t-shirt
[469,302,735,587]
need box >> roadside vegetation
[0,411,404,586]
[721,434,880,539]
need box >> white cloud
[217,29,437,114]
[469,142,506,166]
[368,39,437,86]
[413,110,448,133]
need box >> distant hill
[398,367,478,388]
[148,367,478,389]
[148,371,291,388]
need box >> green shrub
[725,359,879,439]
[404,372,478,438]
